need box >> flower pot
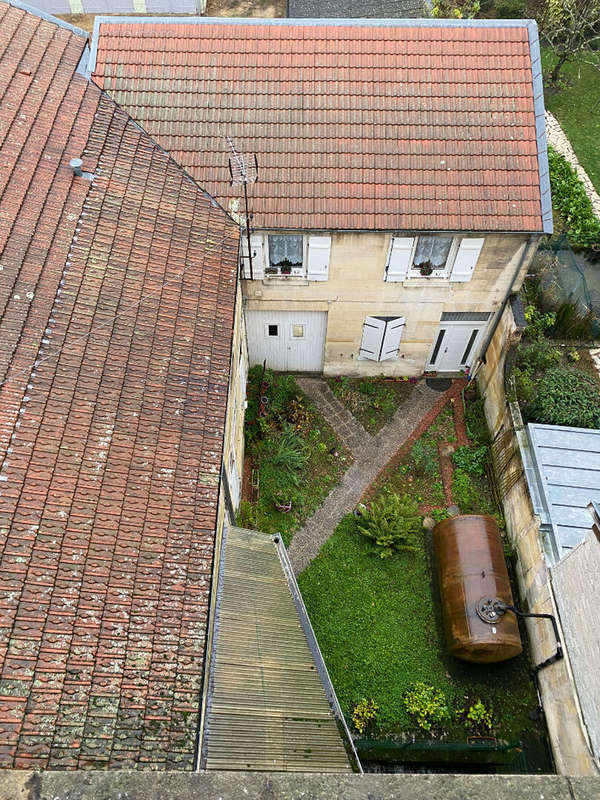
[275,500,292,513]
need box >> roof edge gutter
[273,535,363,774]
[528,19,553,235]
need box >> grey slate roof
[524,423,600,562]
[287,0,429,18]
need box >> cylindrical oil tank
[433,514,522,664]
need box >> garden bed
[510,272,600,428]
[324,375,417,434]
[238,367,352,546]
[298,393,546,766]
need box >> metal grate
[490,428,524,501]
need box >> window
[411,236,454,276]
[267,324,279,337]
[292,324,304,338]
[267,234,304,276]
[385,236,484,283]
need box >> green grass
[299,514,542,743]
[239,371,352,546]
[542,47,600,195]
[325,376,416,434]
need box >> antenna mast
[227,137,259,280]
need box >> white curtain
[268,235,303,267]
[414,236,452,268]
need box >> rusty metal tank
[433,514,522,664]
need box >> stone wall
[476,305,599,776]
[244,232,538,377]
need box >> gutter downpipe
[468,234,540,388]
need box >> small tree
[357,493,422,558]
[432,0,480,17]
[530,0,600,86]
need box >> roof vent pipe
[69,158,83,177]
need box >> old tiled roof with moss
[91,18,550,233]
[0,1,238,769]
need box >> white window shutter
[385,237,414,282]
[241,234,265,279]
[449,238,484,283]
[380,316,406,361]
[307,235,331,281]
[359,316,386,360]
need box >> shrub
[512,367,536,405]
[517,338,561,373]
[464,396,491,446]
[552,302,595,340]
[357,493,422,558]
[262,423,308,485]
[452,468,480,513]
[548,147,600,249]
[523,305,556,339]
[270,373,300,420]
[351,698,379,734]
[411,439,439,477]
[466,700,494,733]
[404,683,450,732]
[452,445,488,478]
[431,507,451,523]
[526,368,600,429]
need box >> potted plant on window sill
[265,266,278,276]
[418,261,434,277]
[279,259,293,275]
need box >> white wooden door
[245,310,327,372]
[427,322,485,372]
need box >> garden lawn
[298,514,541,743]
[542,48,600,195]
[239,370,352,547]
[325,376,416,434]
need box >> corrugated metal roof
[202,526,356,773]
[525,424,600,562]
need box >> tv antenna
[227,137,259,280]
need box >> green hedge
[548,147,600,249]
[525,367,600,429]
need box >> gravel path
[288,379,440,574]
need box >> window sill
[263,275,309,285]
[404,277,451,287]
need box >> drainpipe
[469,234,539,384]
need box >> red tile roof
[0,2,238,769]
[92,20,545,232]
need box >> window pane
[414,236,452,269]
[461,329,479,365]
[268,235,303,267]
[430,329,445,365]
[268,324,278,337]
[292,324,304,338]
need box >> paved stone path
[288,379,440,574]
[546,111,600,221]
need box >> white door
[245,310,327,372]
[427,322,485,372]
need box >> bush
[452,445,488,478]
[404,683,451,732]
[464,396,491,446]
[351,698,379,734]
[452,468,480,513]
[512,367,536,404]
[526,368,600,428]
[517,338,561,373]
[262,423,308,485]
[552,302,595,340]
[357,493,422,558]
[466,700,494,733]
[523,305,556,339]
[548,147,600,249]
[411,439,439,477]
